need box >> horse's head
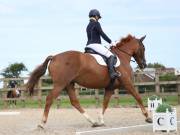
[112,35,147,69]
[133,36,147,69]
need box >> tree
[1,63,28,78]
[147,62,165,69]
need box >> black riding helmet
[89,9,101,18]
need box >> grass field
[0,94,179,109]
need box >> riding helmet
[89,9,101,18]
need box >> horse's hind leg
[66,83,99,127]
[38,83,64,128]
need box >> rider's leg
[86,44,120,79]
[107,55,120,79]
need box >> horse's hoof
[92,122,100,127]
[37,124,45,129]
[92,122,106,127]
[98,123,106,127]
[145,117,153,123]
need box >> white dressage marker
[153,108,177,132]
[0,112,20,116]
[76,121,180,135]
[148,98,162,112]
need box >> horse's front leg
[98,89,114,126]
[120,77,152,123]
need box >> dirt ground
[0,107,179,135]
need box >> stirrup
[110,72,120,79]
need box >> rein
[116,48,131,57]
[113,47,136,63]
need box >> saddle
[84,47,120,67]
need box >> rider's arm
[96,22,112,44]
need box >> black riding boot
[107,55,120,79]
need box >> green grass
[0,95,179,109]
[156,103,173,113]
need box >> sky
[0,0,180,77]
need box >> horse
[7,88,21,97]
[7,85,21,105]
[26,34,152,128]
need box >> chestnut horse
[27,35,152,128]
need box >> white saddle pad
[90,54,120,67]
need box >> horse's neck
[112,47,132,64]
[120,43,134,55]
[118,41,136,62]
[118,51,132,64]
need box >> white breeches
[86,43,113,58]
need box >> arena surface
[0,107,179,135]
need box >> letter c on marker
[170,117,174,125]
[157,117,164,125]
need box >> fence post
[134,85,139,107]
[114,89,119,107]
[134,72,140,95]
[135,85,139,93]
[161,87,166,102]
[38,79,42,107]
[177,76,180,104]
[155,71,160,94]
[75,84,80,98]
[3,79,8,108]
[95,89,100,107]
[56,96,61,109]
[19,79,25,107]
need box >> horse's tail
[26,55,53,95]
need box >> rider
[85,9,120,79]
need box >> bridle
[111,38,146,64]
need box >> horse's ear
[140,35,146,42]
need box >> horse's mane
[116,34,135,48]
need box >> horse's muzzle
[139,60,147,69]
